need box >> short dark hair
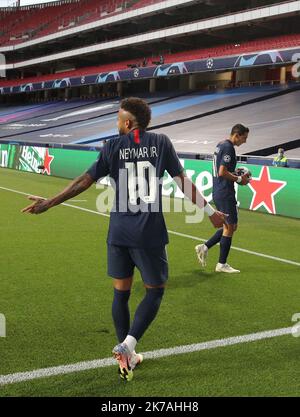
[231,124,249,136]
[120,97,151,130]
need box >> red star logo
[248,166,286,214]
[43,149,54,176]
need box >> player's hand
[21,196,51,215]
[209,211,228,228]
[240,173,251,185]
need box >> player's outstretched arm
[21,173,94,215]
[174,173,227,228]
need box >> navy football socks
[129,287,165,341]
[112,288,131,342]
[205,228,223,249]
[219,236,232,264]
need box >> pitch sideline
[0,326,293,386]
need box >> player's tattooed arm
[48,173,94,207]
[21,173,94,215]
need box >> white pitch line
[1,185,299,267]
[63,202,110,217]
[168,230,300,267]
[0,186,110,218]
[0,326,292,386]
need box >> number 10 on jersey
[125,161,157,205]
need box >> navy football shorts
[107,244,168,286]
[213,195,238,225]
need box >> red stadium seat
[0,0,161,46]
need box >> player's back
[88,129,183,248]
[110,129,170,187]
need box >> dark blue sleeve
[219,144,234,168]
[86,145,110,181]
[164,135,184,178]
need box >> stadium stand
[0,0,162,46]
[0,2,79,46]
[1,32,300,88]
[0,0,296,47]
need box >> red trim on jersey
[133,129,140,144]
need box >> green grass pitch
[0,167,300,397]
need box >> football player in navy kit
[22,97,227,381]
[195,124,250,273]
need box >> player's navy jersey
[212,139,237,199]
[87,129,183,248]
